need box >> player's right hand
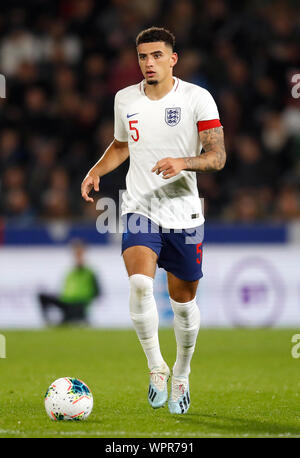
[81,174,100,203]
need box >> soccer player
[81,27,226,414]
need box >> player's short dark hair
[136,27,175,51]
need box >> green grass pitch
[0,327,299,438]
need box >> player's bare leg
[122,245,157,278]
[167,272,201,414]
[123,246,170,408]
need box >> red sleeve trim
[197,119,222,132]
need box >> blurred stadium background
[0,0,299,329]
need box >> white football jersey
[114,77,221,229]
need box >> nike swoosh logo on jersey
[127,113,139,118]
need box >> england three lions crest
[165,107,181,126]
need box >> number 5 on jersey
[129,120,139,142]
[196,243,202,265]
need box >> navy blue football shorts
[121,213,204,282]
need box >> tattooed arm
[152,126,226,179]
[184,126,226,173]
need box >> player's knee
[169,290,196,303]
[170,297,200,329]
[129,274,153,300]
[129,274,157,323]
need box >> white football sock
[169,296,201,378]
[129,274,165,370]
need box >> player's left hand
[151,157,186,179]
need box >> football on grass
[44,377,93,420]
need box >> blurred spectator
[83,53,107,101]
[273,185,300,222]
[27,136,60,210]
[41,19,81,65]
[108,46,142,94]
[3,188,35,224]
[163,0,196,48]
[197,174,224,219]
[222,189,263,223]
[282,102,300,138]
[0,0,299,224]
[218,89,242,150]
[260,110,297,181]
[0,129,28,172]
[2,165,26,190]
[231,135,270,189]
[0,27,41,76]
[41,188,72,220]
[38,238,101,325]
[174,49,207,87]
[23,86,56,137]
[54,65,77,94]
